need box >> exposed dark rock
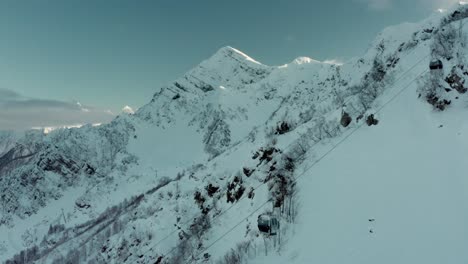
[423,28,434,34]
[199,84,215,92]
[75,200,91,209]
[284,157,295,172]
[83,164,96,175]
[252,147,280,165]
[205,184,220,197]
[194,191,206,209]
[275,121,290,135]
[226,175,245,203]
[155,256,164,264]
[386,55,400,68]
[37,153,81,177]
[268,162,276,172]
[173,82,188,91]
[366,114,379,126]
[243,167,254,177]
[247,187,255,199]
[357,114,364,122]
[445,71,467,93]
[426,93,451,111]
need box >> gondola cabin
[257,214,280,235]
[429,59,443,70]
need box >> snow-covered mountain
[2,3,468,263]
[0,131,19,158]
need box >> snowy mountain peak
[212,46,265,66]
[291,56,320,65]
[153,46,272,97]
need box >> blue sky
[0,0,459,130]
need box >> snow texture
[1,3,468,264]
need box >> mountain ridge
[1,3,468,263]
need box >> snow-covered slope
[0,132,17,158]
[253,71,468,264]
[2,3,468,264]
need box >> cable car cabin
[429,59,443,70]
[257,214,280,236]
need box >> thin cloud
[357,0,461,11]
[421,0,460,9]
[356,0,393,11]
[0,88,115,131]
[285,35,296,42]
[323,58,345,66]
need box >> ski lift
[257,213,280,236]
[429,59,443,70]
